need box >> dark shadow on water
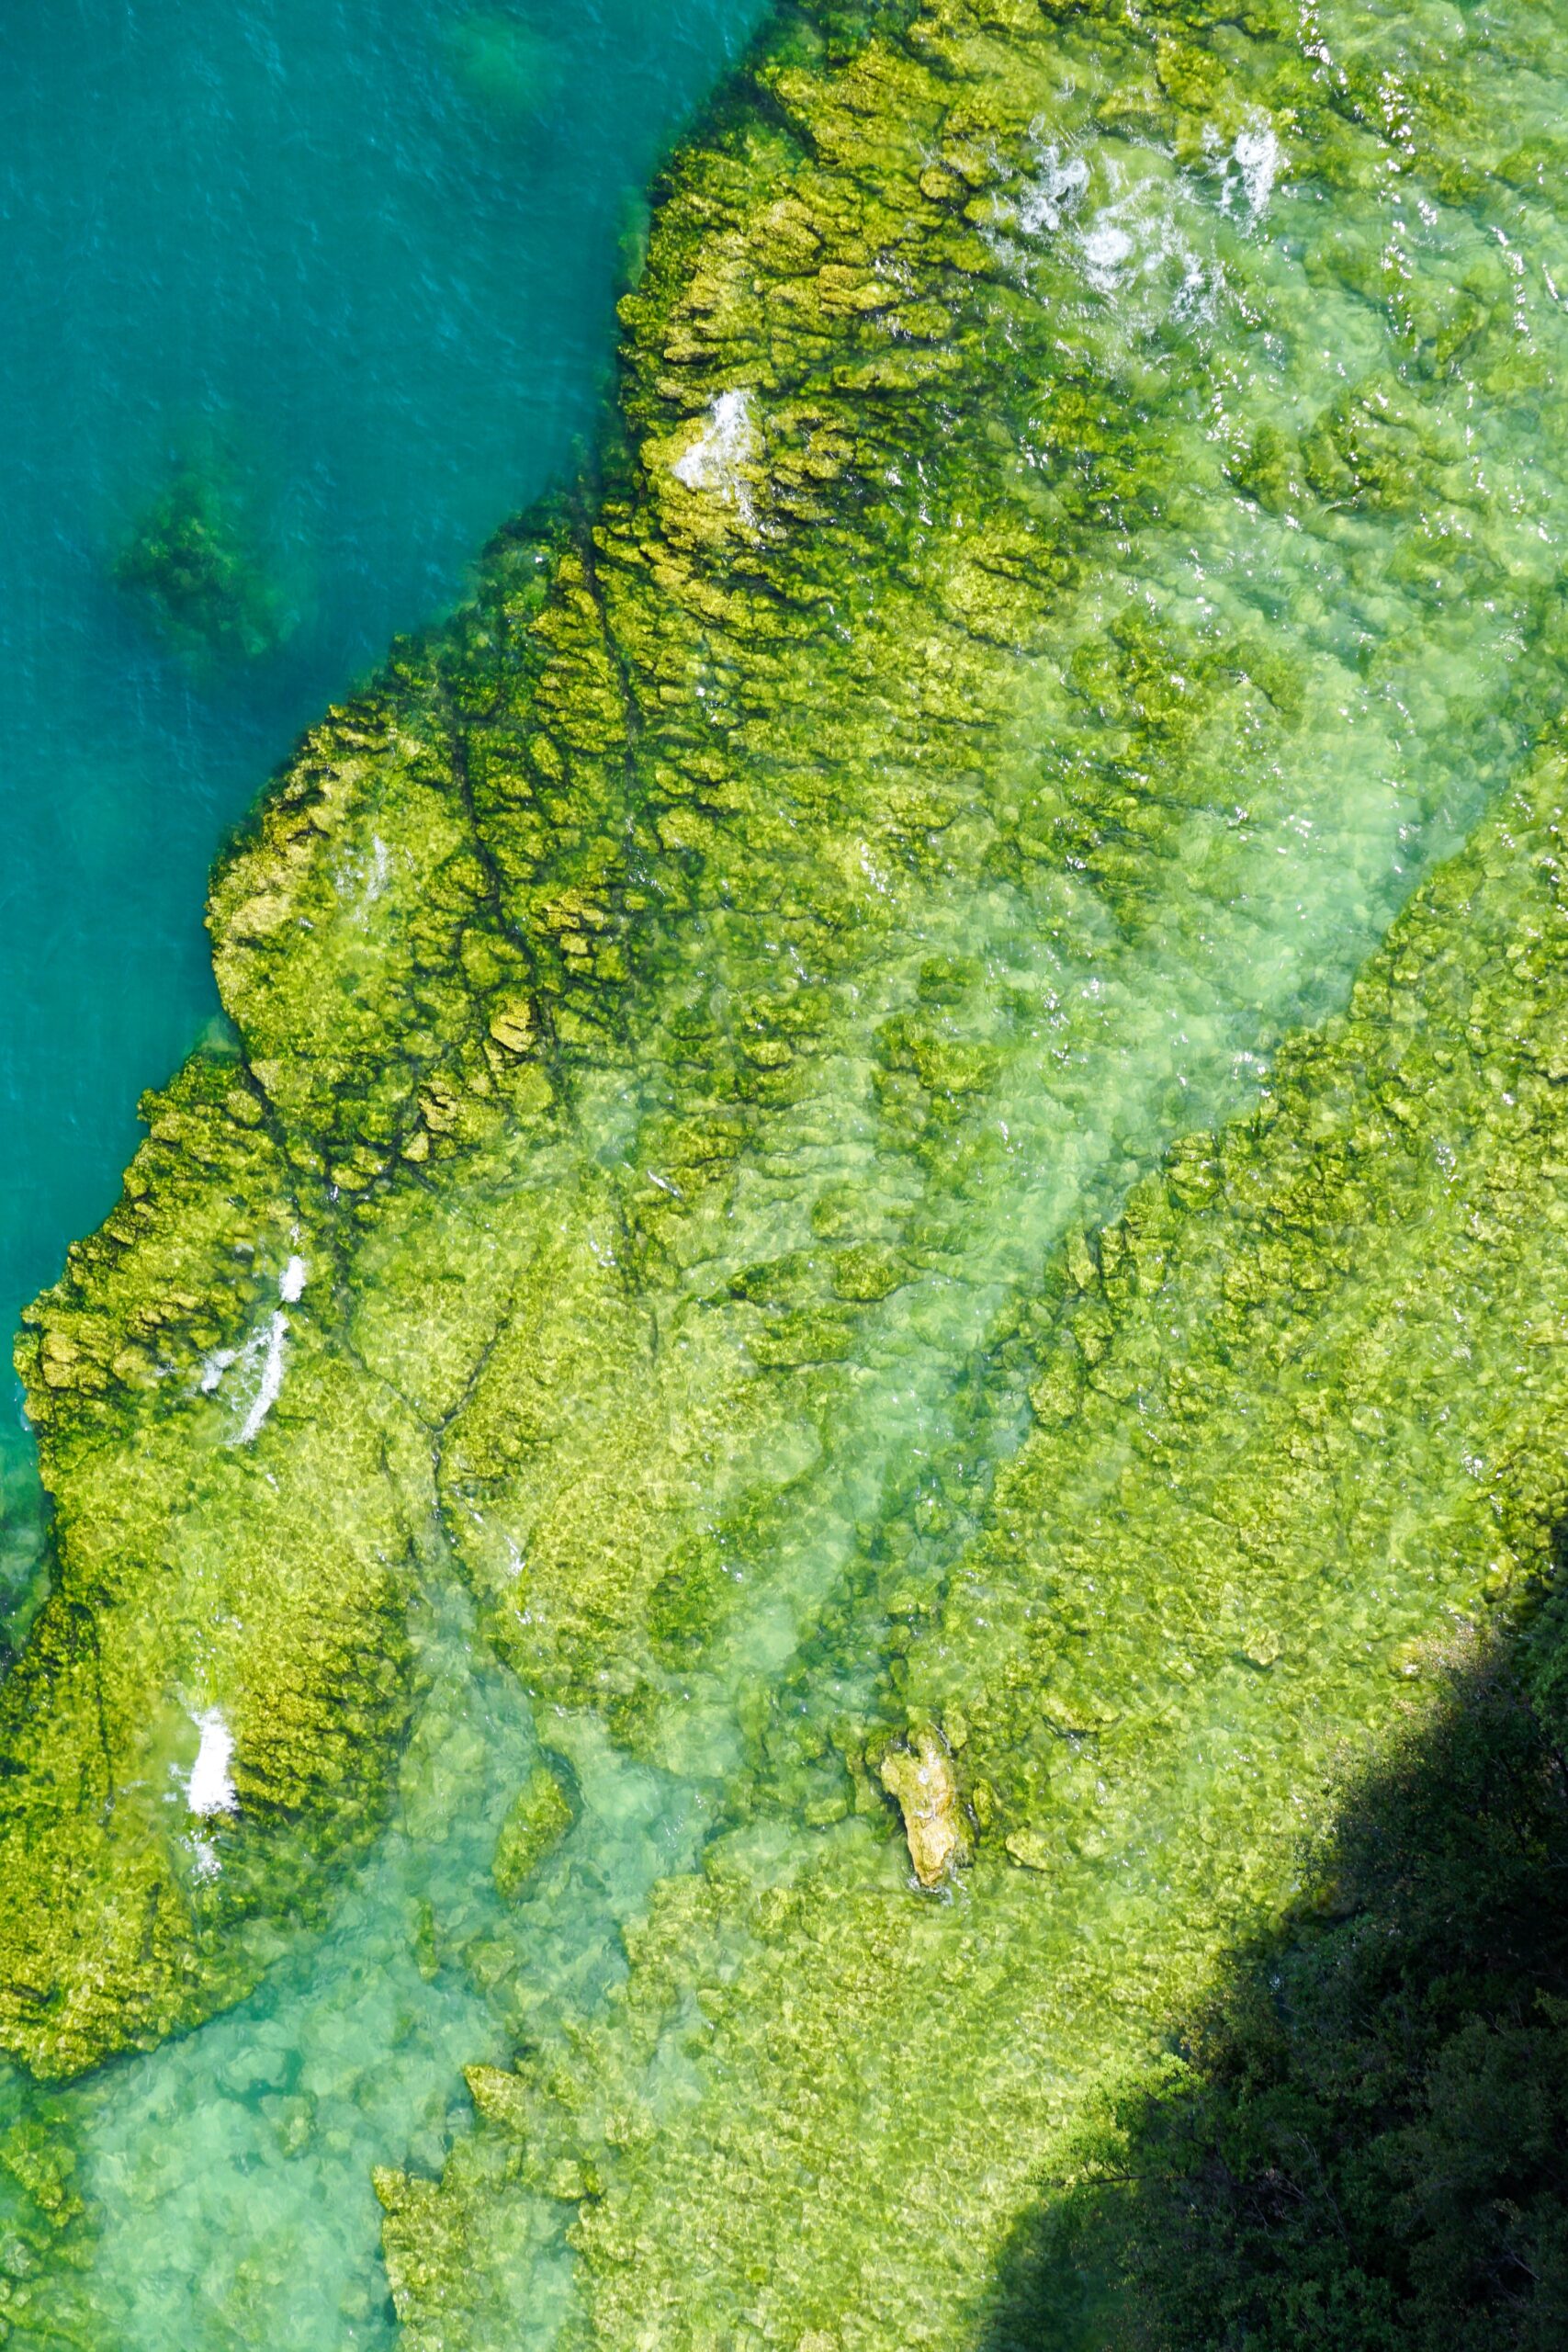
[980,1577,1568,2352]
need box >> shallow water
[7,0,1568,2345]
[7,1577,706,2348]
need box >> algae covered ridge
[7,0,1568,2339]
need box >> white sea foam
[671,390,758,526]
[1016,144,1089,236]
[1080,219,1136,290]
[224,1260,307,1442]
[332,830,393,917]
[988,137,1214,330]
[186,1708,238,1816]
[236,1312,288,1443]
[1061,146,1217,329]
[1231,119,1282,216]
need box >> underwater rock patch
[880,1730,968,1887]
[114,462,296,668]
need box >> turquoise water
[8,0,1568,2346]
[0,0,763,1589]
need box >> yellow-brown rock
[879,1731,968,1888]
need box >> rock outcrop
[880,1732,968,1886]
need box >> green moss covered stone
[490,1763,572,1899]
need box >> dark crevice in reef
[987,1579,1568,2352]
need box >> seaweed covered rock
[429,739,1568,2352]
[880,1730,968,1886]
[2,1049,423,2075]
[1028,1611,1568,2351]
[490,1762,572,1900]
[6,0,1568,2340]
[115,461,296,667]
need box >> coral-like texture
[7,0,1568,2341]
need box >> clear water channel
[3,0,1568,2346]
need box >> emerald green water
[6,0,1568,2345]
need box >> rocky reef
[7,0,1568,2341]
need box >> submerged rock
[1004,1828,1051,1873]
[490,1762,571,1899]
[880,1731,968,1887]
[114,465,294,667]
[446,8,561,126]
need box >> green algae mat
[7,0,1568,2342]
